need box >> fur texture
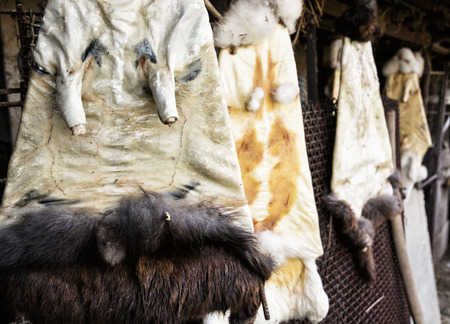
[270,0,303,34]
[0,192,275,324]
[206,230,330,323]
[0,208,98,269]
[213,0,303,48]
[401,150,428,199]
[382,48,425,77]
[255,231,329,323]
[272,83,299,104]
[335,0,380,42]
[213,0,277,49]
[322,172,402,283]
[247,87,265,111]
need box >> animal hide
[217,24,328,323]
[330,37,394,218]
[322,171,402,283]
[0,0,252,230]
[0,192,275,324]
[327,34,402,282]
[213,0,303,49]
[383,49,431,199]
[382,48,425,78]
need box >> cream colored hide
[217,24,328,323]
[331,37,394,217]
[384,73,431,199]
[0,0,252,229]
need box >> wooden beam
[323,0,347,17]
[380,22,432,48]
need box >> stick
[204,0,223,20]
[386,111,425,324]
[259,282,270,320]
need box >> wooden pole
[204,0,223,20]
[386,111,425,324]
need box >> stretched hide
[0,0,252,230]
[217,24,328,323]
[0,192,274,324]
[330,37,394,217]
[383,49,431,198]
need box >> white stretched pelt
[384,71,432,198]
[331,37,394,217]
[0,0,252,230]
[218,24,328,323]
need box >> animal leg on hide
[362,194,402,229]
[322,194,376,282]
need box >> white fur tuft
[382,48,425,77]
[329,38,343,70]
[401,150,428,200]
[270,0,303,34]
[213,0,277,48]
[272,83,299,104]
[381,55,400,77]
[247,87,265,111]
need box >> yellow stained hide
[219,24,328,323]
[0,0,252,230]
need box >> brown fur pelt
[0,192,275,324]
[322,174,402,283]
[335,0,380,42]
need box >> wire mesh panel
[0,1,43,108]
[286,100,411,324]
[15,1,44,102]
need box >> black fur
[322,173,403,283]
[0,192,275,324]
[0,208,98,269]
[335,0,380,42]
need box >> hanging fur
[213,0,303,49]
[0,192,275,324]
[335,0,380,42]
[322,171,402,283]
[382,48,425,78]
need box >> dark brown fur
[322,173,402,283]
[335,0,380,42]
[0,192,275,324]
